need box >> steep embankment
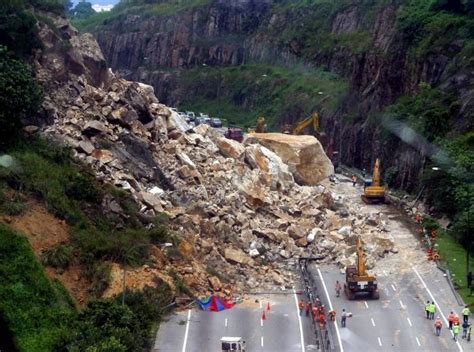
[83,0,473,193]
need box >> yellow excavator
[344,237,379,300]
[282,112,323,135]
[248,116,265,133]
[361,158,386,204]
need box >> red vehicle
[224,127,244,143]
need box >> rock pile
[29,13,395,297]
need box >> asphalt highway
[310,263,474,352]
[154,290,319,352]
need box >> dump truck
[344,237,379,300]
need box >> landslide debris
[26,11,394,298]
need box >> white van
[220,336,246,351]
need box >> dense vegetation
[0,225,74,351]
[0,139,177,351]
[179,64,348,129]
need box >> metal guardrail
[298,258,336,351]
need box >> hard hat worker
[429,301,436,320]
[463,305,471,323]
[448,311,456,330]
[341,309,348,328]
[453,323,460,341]
[298,299,305,316]
[434,317,442,336]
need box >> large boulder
[244,144,294,190]
[224,248,253,266]
[216,137,245,159]
[246,133,334,185]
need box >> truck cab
[221,337,246,351]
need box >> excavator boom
[362,158,385,204]
[292,112,321,135]
[344,236,379,300]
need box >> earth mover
[361,158,386,204]
[344,237,379,300]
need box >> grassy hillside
[177,63,348,129]
[0,224,75,351]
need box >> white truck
[221,337,246,351]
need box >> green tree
[63,0,73,13]
[0,46,42,148]
[71,1,95,17]
[64,300,143,351]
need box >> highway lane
[154,291,318,352]
[312,264,470,351]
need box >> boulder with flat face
[246,133,334,185]
[244,144,294,190]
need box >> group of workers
[428,301,472,341]
[298,280,349,329]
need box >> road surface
[154,290,319,352]
[309,176,472,352]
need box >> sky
[73,0,120,4]
[73,0,120,11]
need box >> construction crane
[361,158,386,204]
[344,237,379,300]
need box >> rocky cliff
[87,0,473,192]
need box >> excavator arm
[356,237,367,277]
[292,112,321,135]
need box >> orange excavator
[361,158,386,204]
[344,237,379,300]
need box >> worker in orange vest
[299,299,305,316]
[352,175,357,187]
[435,317,443,336]
[319,312,326,328]
[454,313,460,326]
[312,306,319,321]
[305,302,311,317]
[448,311,456,330]
[329,309,336,321]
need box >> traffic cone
[262,310,266,320]
[267,302,271,311]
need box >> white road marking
[293,287,306,352]
[416,337,421,346]
[225,318,228,327]
[371,318,375,326]
[391,284,396,291]
[317,269,344,352]
[259,301,262,309]
[399,300,405,309]
[260,318,263,327]
[383,270,388,276]
[261,336,264,347]
[407,317,412,327]
[412,266,463,352]
[378,337,382,346]
[181,309,191,352]
[364,301,369,309]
